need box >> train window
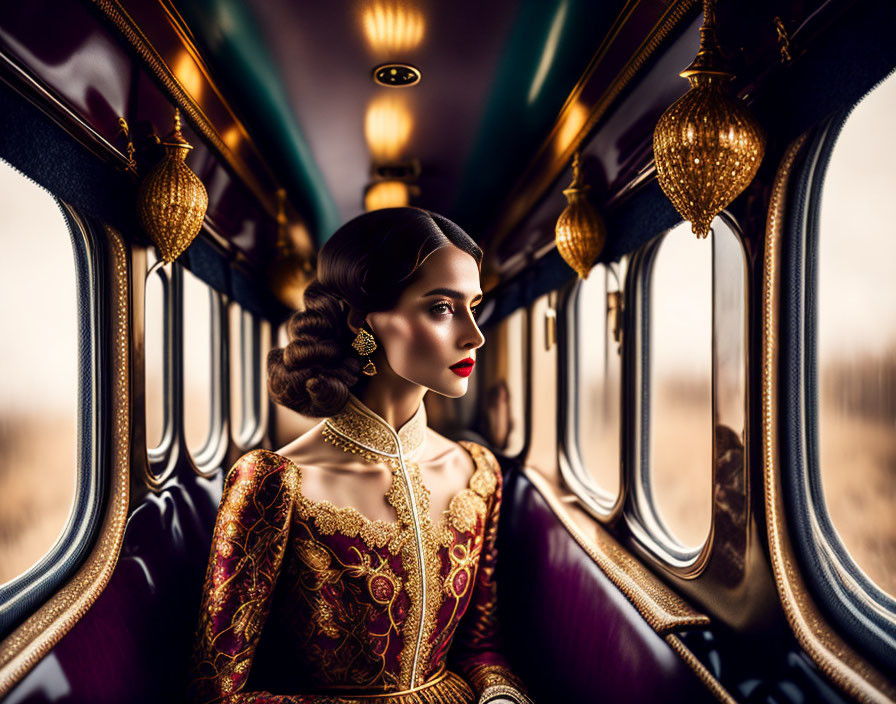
[479,307,527,457]
[563,261,625,510]
[816,73,896,597]
[632,216,746,560]
[527,292,559,473]
[0,160,77,584]
[182,266,215,458]
[229,302,270,448]
[144,260,169,453]
[640,221,713,550]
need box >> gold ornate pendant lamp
[652,0,765,237]
[555,151,606,279]
[137,109,209,262]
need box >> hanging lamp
[653,0,765,237]
[137,109,209,262]
[555,151,606,279]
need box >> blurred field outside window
[183,267,214,456]
[0,160,77,584]
[645,221,713,549]
[572,262,624,500]
[817,71,896,596]
[144,260,166,451]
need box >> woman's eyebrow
[421,287,483,301]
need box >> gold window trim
[0,222,131,697]
[761,136,896,702]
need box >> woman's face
[366,245,485,398]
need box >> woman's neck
[352,381,427,432]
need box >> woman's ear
[346,305,366,336]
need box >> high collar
[323,391,427,461]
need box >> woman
[187,208,533,704]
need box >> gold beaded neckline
[321,392,426,463]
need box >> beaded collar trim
[322,392,426,462]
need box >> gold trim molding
[761,137,896,703]
[0,223,131,696]
[484,0,699,276]
[89,0,282,223]
[523,468,709,634]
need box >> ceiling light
[364,180,410,211]
[364,95,414,160]
[361,1,425,54]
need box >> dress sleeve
[187,450,314,704]
[448,445,534,704]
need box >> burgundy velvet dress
[187,394,531,704]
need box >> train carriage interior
[0,0,894,702]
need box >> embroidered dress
[187,393,532,704]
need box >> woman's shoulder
[225,448,301,488]
[426,430,502,487]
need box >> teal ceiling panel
[453,0,627,234]
[174,0,340,243]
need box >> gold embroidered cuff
[479,683,534,704]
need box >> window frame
[230,304,268,450]
[0,200,105,638]
[783,107,896,669]
[559,261,625,519]
[180,263,229,474]
[625,213,749,572]
[144,257,177,484]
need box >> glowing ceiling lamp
[360,0,425,55]
[364,94,414,161]
[364,180,410,211]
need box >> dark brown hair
[268,207,483,417]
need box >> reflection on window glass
[575,264,623,498]
[183,267,213,455]
[818,71,896,596]
[648,223,712,548]
[145,264,165,450]
[0,160,77,584]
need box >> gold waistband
[311,666,474,703]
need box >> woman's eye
[431,302,452,315]
[471,306,481,319]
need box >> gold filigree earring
[351,327,378,376]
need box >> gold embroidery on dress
[303,395,498,689]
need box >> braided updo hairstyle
[268,207,483,417]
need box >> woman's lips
[449,358,475,377]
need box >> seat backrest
[496,465,715,704]
[6,470,224,704]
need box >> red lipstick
[449,357,475,377]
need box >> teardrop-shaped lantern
[653,0,765,238]
[137,109,209,262]
[555,152,606,279]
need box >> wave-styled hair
[268,207,482,417]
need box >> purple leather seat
[496,467,715,704]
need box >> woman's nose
[461,312,485,349]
